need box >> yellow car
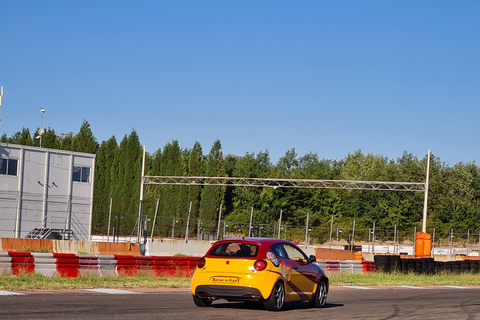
[191,237,329,311]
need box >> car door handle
[293,265,298,270]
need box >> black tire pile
[373,255,480,274]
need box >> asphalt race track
[0,287,479,319]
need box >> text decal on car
[266,251,279,267]
[211,277,240,284]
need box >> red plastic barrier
[362,260,376,274]
[326,260,341,273]
[114,255,138,276]
[54,253,80,278]
[78,255,100,276]
[152,256,199,277]
[8,252,35,275]
[136,256,154,276]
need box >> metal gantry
[143,176,425,192]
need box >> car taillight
[254,259,267,271]
[197,257,206,269]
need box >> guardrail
[3,252,480,278]
[0,251,200,278]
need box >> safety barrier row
[0,251,199,278]
[316,260,375,274]
[374,255,480,274]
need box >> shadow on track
[209,301,344,311]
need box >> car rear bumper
[194,285,264,301]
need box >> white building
[0,143,95,240]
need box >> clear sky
[1,1,479,166]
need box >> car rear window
[209,242,259,258]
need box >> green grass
[1,272,480,291]
[20,247,51,253]
[328,272,480,287]
[0,274,192,291]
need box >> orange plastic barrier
[415,232,432,258]
[362,260,376,274]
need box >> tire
[310,280,328,308]
[264,281,285,311]
[192,294,212,307]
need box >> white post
[372,222,376,254]
[394,224,397,254]
[277,209,283,239]
[150,199,160,241]
[304,212,309,247]
[216,203,223,240]
[137,145,146,243]
[422,149,431,233]
[329,216,334,249]
[352,219,356,251]
[186,201,192,242]
[107,198,112,242]
[248,207,253,237]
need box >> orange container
[415,232,432,258]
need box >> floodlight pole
[0,86,3,134]
[137,145,146,243]
[39,108,45,147]
[422,149,431,233]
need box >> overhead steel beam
[143,176,425,192]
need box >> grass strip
[2,272,480,291]
[328,272,480,287]
[0,274,192,291]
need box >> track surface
[1,287,480,319]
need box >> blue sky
[1,1,479,166]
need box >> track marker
[85,288,142,294]
[395,286,426,289]
[342,286,378,290]
[0,290,26,296]
[442,286,471,289]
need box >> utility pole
[39,108,46,147]
[137,146,146,243]
[422,149,431,233]
[0,86,3,134]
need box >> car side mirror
[309,255,316,263]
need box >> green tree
[199,140,226,234]
[71,120,98,154]
[187,142,203,222]
[92,136,119,233]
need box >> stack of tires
[374,255,402,273]
[374,255,436,274]
[434,260,480,274]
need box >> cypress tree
[92,136,119,233]
[188,142,203,221]
[199,139,226,233]
[71,120,98,154]
[123,130,143,231]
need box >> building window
[0,158,18,176]
[73,166,90,183]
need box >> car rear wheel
[192,294,212,307]
[264,281,284,311]
[310,280,328,308]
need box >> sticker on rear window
[267,251,279,267]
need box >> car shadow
[211,301,344,311]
